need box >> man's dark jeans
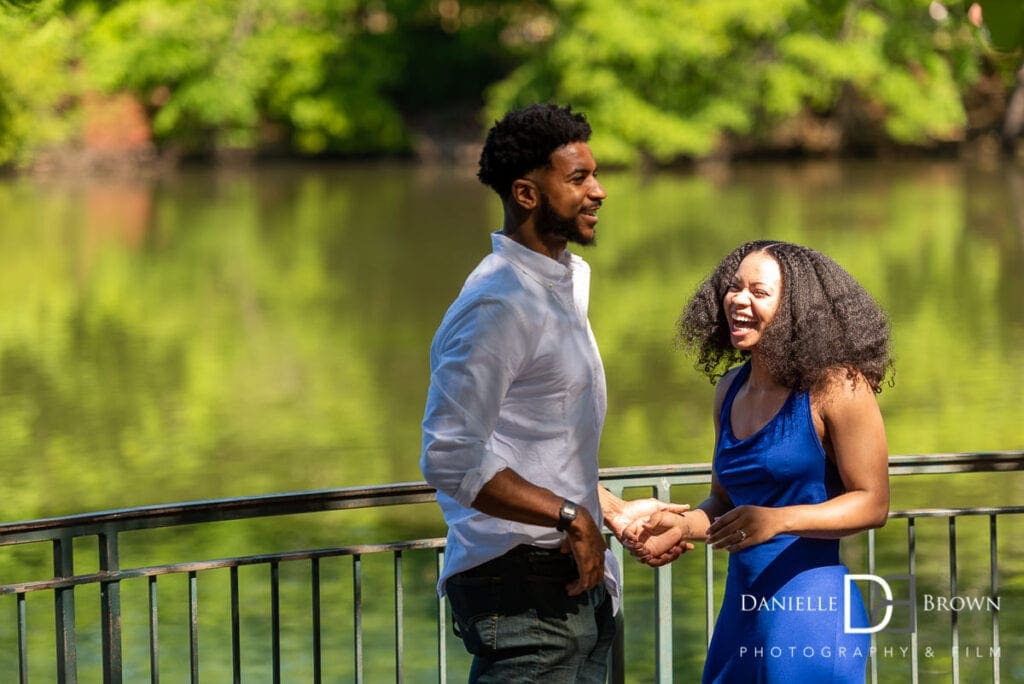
[445,545,616,683]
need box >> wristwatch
[556,499,578,532]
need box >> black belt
[458,544,579,580]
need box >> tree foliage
[0,0,80,166]
[85,0,408,153]
[486,0,984,163]
[0,0,1015,167]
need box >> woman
[635,240,892,682]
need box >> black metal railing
[1,451,1021,683]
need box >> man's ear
[510,178,539,211]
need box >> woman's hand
[706,505,782,552]
[607,497,689,547]
[631,509,696,566]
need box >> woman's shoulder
[811,366,878,413]
[712,365,746,413]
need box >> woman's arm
[706,371,889,550]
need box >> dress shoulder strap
[718,362,751,430]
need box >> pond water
[0,159,1019,518]
[0,159,1021,681]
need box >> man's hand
[631,509,696,567]
[602,496,695,567]
[606,497,689,544]
[598,489,696,566]
[562,507,607,596]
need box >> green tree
[85,0,407,154]
[0,0,1012,165]
[485,0,983,163]
[0,0,79,166]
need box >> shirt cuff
[453,451,509,508]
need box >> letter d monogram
[844,574,892,634]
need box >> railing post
[603,484,626,684]
[908,517,919,684]
[394,551,404,684]
[354,554,363,684]
[148,576,160,684]
[271,562,281,684]
[311,559,322,684]
[436,549,447,684]
[53,534,77,684]
[230,566,241,683]
[99,529,123,684]
[868,528,877,684]
[188,571,199,684]
[949,517,959,683]
[654,479,673,684]
[18,593,28,683]
[989,514,1000,684]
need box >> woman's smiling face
[723,251,782,350]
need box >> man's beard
[537,192,595,246]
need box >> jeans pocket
[446,575,502,654]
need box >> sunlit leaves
[488,0,986,160]
[0,0,79,165]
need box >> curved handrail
[1,450,1020,544]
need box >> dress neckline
[723,362,795,443]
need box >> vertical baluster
[868,528,878,684]
[354,554,363,684]
[312,558,322,684]
[99,530,122,684]
[53,535,76,684]
[18,593,28,684]
[909,518,918,684]
[704,543,714,649]
[189,571,199,684]
[436,549,446,684]
[949,517,959,683]
[989,515,999,684]
[271,562,281,684]
[230,567,241,684]
[655,480,672,684]
[394,551,404,684]
[603,484,625,684]
[149,576,159,684]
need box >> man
[420,103,687,683]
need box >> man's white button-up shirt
[421,232,620,602]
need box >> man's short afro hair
[477,103,592,199]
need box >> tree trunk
[1002,59,1024,154]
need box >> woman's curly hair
[477,103,592,200]
[677,240,894,393]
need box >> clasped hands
[612,502,778,566]
[606,498,696,567]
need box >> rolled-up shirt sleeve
[420,296,530,507]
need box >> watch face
[558,500,578,531]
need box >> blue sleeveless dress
[702,362,870,683]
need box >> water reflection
[0,161,1021,522]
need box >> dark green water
[0,160,1021,681]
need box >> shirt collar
[491,231,576,287]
